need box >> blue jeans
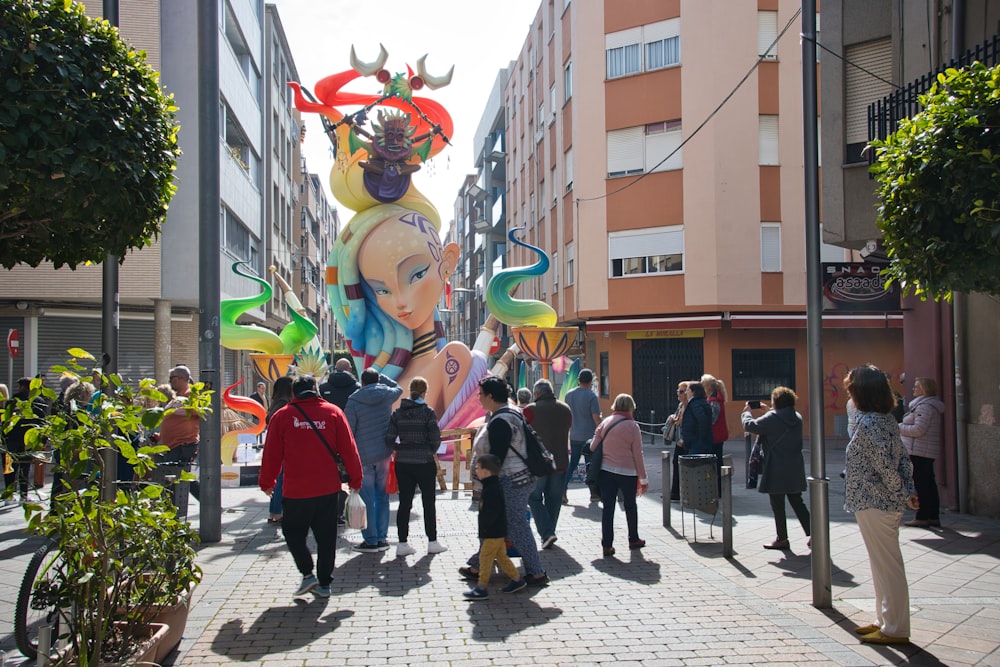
[359,457,391,544]
[269,470,284,515]
[565,439,591,487]
[529,472,566,540]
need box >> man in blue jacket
[345,368,402,552]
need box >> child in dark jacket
[463,454,527,600]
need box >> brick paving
[2,441,999,666]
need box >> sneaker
[294,574,318,596]
[501,578,528,594]
[396,542,417,557]
[427,540,448,554]
[376,541,390,552]
[526,572,550,587]
[458,566,479,581]
[463,586,489,600]
[542,535,558,550]
[353,542,382,553]
[313,585,331,598]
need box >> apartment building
[821,0,1000,514]
[0,2,337,391]
[489,0,902,437]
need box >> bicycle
[14,536,64,660]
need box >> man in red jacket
[260,376,362,599]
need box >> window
[606,43,642,79]
[553,251,559,291]
[644,19,681,70]
[566,241,575,285]
[759,115,779,166]
[564,147,573,190]
[732,349,795,400]
[222,207,259,266]
[607,127,644,176]
[845,38,892,163]
[606,20,680,79]
[645,120,682,172]
[761,223,781,272]
[758,11,778,60]
[549,84,556,122]
[551,166,557,205]
[607,121,682,176]
[564,61,572,101]
[609,227,683,277]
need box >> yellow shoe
[860,630,909,645]
[854,623,880,635]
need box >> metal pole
[100,0,120,504]
[801,0,831,608]
[661,451,671,529]
[198,0,222,543]
[951,0,969,515]
[721,466,733,558]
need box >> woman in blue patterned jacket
[843,365,919,646]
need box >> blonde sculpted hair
[408,376,428,400]
[612,393,636,413]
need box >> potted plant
[6,349,208,666]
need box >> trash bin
[679,454,718,515]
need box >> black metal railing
[867,34,1000,164]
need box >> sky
[268,0,542,234]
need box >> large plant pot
[150,582,196,663]
[63,622,169,667]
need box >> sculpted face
[358,211,458,334]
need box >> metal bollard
[37,625,51,666]
[721,465,733,557]
[661,450,671,528]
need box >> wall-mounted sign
[822,263,901,312]
[625,329,704,340]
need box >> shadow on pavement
[591,550,661,583]
[465,596,563,641]
[0,528,43,560]
[207,604,353,660]
[911,527,1000,560]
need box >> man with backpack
[524,378,571,549]
[460,376,550,587]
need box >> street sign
[7,328,19,358]
[489,335,501,355]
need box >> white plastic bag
[345,490,367,530]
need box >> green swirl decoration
[221,262,317,355]
[486,227,557,328]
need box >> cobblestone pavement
[2,441,998,666]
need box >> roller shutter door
[37,317,155,386]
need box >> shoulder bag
[291,403,351,485]
[585,417,628,486]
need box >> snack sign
[822,263,901,312]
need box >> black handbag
[291,403,351,484]
[584,418,627,485]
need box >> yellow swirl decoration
[485,227,557,328]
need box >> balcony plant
[5,349,209,666]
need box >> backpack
[499,409,556,477]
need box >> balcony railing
[867,34,1000,165]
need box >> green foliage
[870,62,1000,300]
[2,349,210,665]
[0,0,180,269]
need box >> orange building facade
[499,0,902,437]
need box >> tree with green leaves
[0,0,180,269]
[870,61,1000,300]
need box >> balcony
[868,34,1000,164]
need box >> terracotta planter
[62,621,169,667]
[150,582,196,663]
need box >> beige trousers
[855,508,911,637]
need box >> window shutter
[761,224,781,272]
[606,26,642,51]
[607,127,644,175]
[564,147,574,189]
[646,127,683,172]
[759,115,779,166]
[610,227,684,259]
[845,38,893,144]
[643,18,680,43]
[758,11,778,59]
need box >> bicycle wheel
[14,539,63,660]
